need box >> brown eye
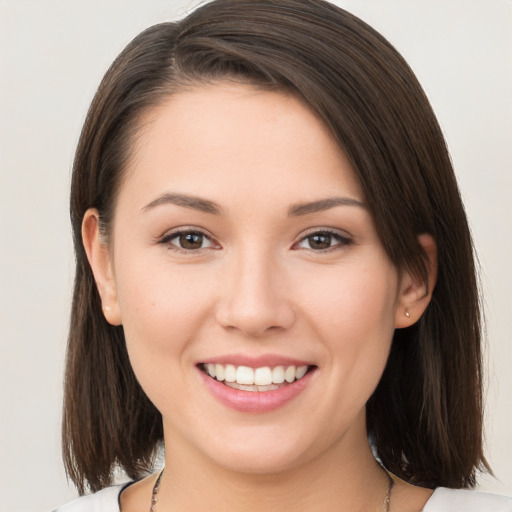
[307,233,332,250]
[162,230,215,251]
[295,230,352,251]
[179,232,205,250]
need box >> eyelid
[158,226,221,252]
[292,227,353,251]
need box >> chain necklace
[149,469,394,511]
[149,469,164,512]
[383,472,394,512]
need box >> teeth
[272,366,285,383]
[254,367,272,386]
[285,366,296,383]
[236,366,254,385]
[203,363,310,387]
[224,364,236,382]
[295,365,308,379]
[224,382,280,392]
[215,364,225,381]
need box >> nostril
[214,281,296,336]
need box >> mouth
[198,362,317,392]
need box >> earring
[404,310,411,318]
[103,305,111,313]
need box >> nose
[215,247,296,338]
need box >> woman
[56,0,511,510]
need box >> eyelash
[158,228,353,253]
[159,228,218,254]
[292,229,353,252]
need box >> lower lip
[198,367,315,413]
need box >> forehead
[120,82,364,209]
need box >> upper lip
[198,353,316,368]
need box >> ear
[82,208,122,326]
[395,233,437,328]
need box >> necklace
[149,469,394,511]
[150,469,164,512]
[383,472,394,512]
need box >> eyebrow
[142,193,223,215]
[142,193,365,217]
[288,197,366,216]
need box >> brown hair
[64,0,489,494]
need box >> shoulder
[423,487,512,511]
[52,483,130,512]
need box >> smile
[198,359,317,413]
[202,363,310,391]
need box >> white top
[53,484,512,512]
[422,487,512,511]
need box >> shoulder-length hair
[64,0,488,494]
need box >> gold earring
[404,310,411,318]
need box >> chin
[191,421,332,476]
[207,445,308,476]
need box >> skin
[83,83,436,511]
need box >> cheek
[298,261,398,400]
[113,256,217,374]
[114,262,220,416]
[299,261,399,339]
[116,250,214,324]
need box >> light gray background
[1,1,511,510]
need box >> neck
[157,423,389,512]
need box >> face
[88,83,411,474]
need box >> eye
[295,230,352,251]
[161,230,216,252]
